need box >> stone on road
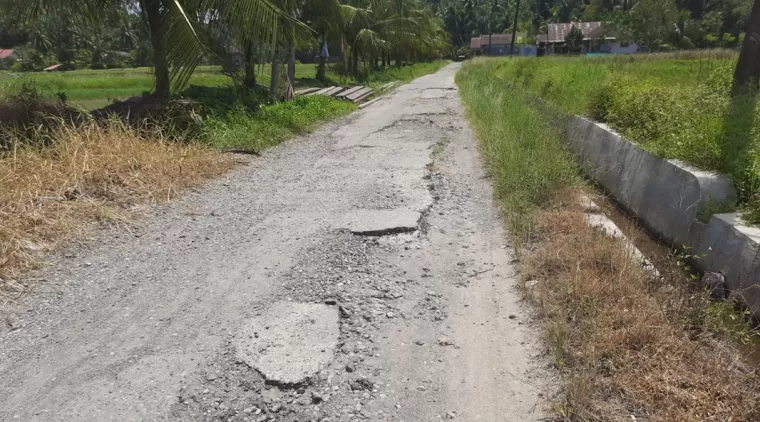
[235,302,339,386]
[0,63,548,422]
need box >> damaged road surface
[0,64,548,422]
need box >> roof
[0,49,15,59]
[480,33,522,46]
[43,64,63,71]
[470,37,482,49]
[543,22,615,43]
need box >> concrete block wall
[564,116,760,313]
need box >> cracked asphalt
[0,63,548,421]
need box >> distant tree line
[431,0,753,51]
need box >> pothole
[235,301,340,387]
[340,210,422,236]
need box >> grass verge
[494,52,760,223]
[201,96,357,152]
[0,122,234,305]
[457,58,760,421]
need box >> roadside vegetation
[457,57,760,421]
[494,51,760,223]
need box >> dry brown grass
[522,197,760,421]
[0,122,235,305]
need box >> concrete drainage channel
[564,116,760,314]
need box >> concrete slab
[340,210,421,236]
[565,117,735,245]
[563,116,760,314]
[236,302,339,386]
[694,214,760,311]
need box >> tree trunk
[382,53,386,67]
[243,41,256,90]
[287,38,296,85]
[351,49,359,76]
[270,48,280,100]
[734,0,760,93]
[317,38,326,84]
[142,0,170,99]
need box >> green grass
[455,58,581,246]
[0,61,448,110]
[202,95,357,151]
[492,53,760,223]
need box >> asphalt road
[0,63,548,422]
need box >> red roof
[0,49,15,59]
[470,37,482,49]
[543,22,614,43]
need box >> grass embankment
[0,61,448,302]
[457,58,760,421]
[493,52,760,223]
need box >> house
[0,49,17,68]
[470,33,535,56]
[0,49,16,60]
[537,22,638,55]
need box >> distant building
[0,49,16,60]
[470,33,535,56]
[0,49,18,68]
[537,22,638,55]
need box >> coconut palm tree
[341,0,447,76]
[10,0,287,98]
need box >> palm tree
[341,0,447,77]
[11,0,287,98]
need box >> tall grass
[457,57,760,421]
[455,58,580,246]
[497,54,760,223]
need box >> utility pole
[488,0,497,56]
[509,0,522,56]
[734,0,760,93]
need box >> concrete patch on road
[420,88,456,99]
[339,210,421,236]
[236,302,339,386]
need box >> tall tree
[734,0,760,92]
